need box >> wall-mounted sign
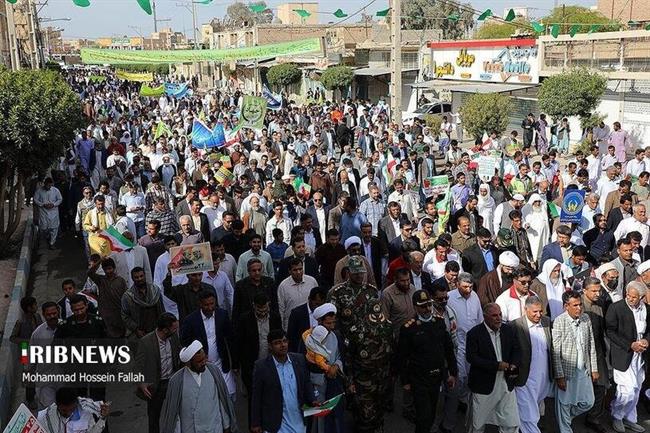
[456,48,475,67]
[438,89,452,102]
[423,39,539,85]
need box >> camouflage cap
[347,256,367,274]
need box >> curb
[0,217,35,427]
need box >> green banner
[81,38,321,65]
[88,75,106,83]
[116,70,153,82]
[140,83,164,97]
[240,95,267,130]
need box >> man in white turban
[159,340,238,433]
[477,250,519,306]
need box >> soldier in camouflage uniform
[327,255,379,340]
[346,298,394,433]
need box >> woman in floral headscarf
[522,193,550,263]
[477,183,496,231]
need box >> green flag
[588,24,602,33]
[6,0,18,4]
[548,202,560,219]
[646,23,650,30]
[140,83,164,97]
[504,9,515,22]
[333,8,347,18]
[376,8,389,17]
[293,9,311,18]
[531,21,545,33]
[240,95,268,130]
[447,13,460,22]
[136,0,152,14]
[551,23,560,38]
[154,121,173,141]
[249,4,266,13]
[72,0,90,6]
[477,9,492,21]
[569,24,580,37]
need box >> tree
[320,66,354,101]
[542,6,619,34]
[476,18,531,39]
[226,1,272,28]
[402,0,474,40]
[266,63,302,92]
[0,69,83,252]
[459,93,513,140]
[537,69,607,122]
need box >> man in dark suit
[300,213,323,250]
[539,225,575,269]
[186,197,211,242]
[462,228,498,282]
[606,194,633,232]
[432,261,461,293]
[378,202,408,250]
[408,251,433,293]
[511,297,553,433]
[57,279,97,320]
[466,303,521,433]
[388,220,421,261]
[236,292,281,423]
[174,187,194,219]
[605,281,650,432]
[179,291,235,394]
[286,287,327,353]
[250,329,317,433]
[276,237,319,283]
[305,194,330,242]
[136,313,181,433]
[360,222,386,288]
[582,277,611,433]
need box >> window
[401,52,419,70]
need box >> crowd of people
[12,67,650,433]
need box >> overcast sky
[42,0,596,39]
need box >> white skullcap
[281,174,291,181]
[344,236,362,250]
[512,194,525,201]
[596,262,617,277]
[499,251,520,268]
[179,340,202,363]
[311,325,329,343]
[312,303,337,320]
[638,260,650,275]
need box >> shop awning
[411,80,538,93]
[354,66,390,76]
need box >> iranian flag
[97,226,135,252]
[303,394,343,417]
[382,151,397,185]
[225,124,243,147]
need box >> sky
[41,0,596,39]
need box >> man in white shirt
[593,121,611,153]
[265,201,293,245]
[586,146,602,190]
[388,179,418,223]
[203,253,234,317]
[614,203,649,248]
[495,267,536,322]
[277,258,319,330]
[596,167,620,212]
[201,192,228,230]
[626,149,646,178]
[442,272,483,431]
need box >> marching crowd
[12,68,650,433]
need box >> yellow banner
[116,70,153,82]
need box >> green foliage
[0,69,83,248]
[459,93,513,140]
[226,1,272,27]
[267,63,302,89]
[580,111,607,130]
[476,18,531,39]
[541,6,619,33]
[320,66,354,91]
[537,69,607,121]
[402,0,474,39]
[423,114,443,130]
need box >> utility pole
[390,0,402,124]
[152,0,158,32]
[27,0,41,68]
[191,0,198,49]
[5,1,20,70]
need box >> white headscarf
[478,183,495,210]
[522,193,548,219]
[536,258,569,320]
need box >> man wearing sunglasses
[495,267,542,322]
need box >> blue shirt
[273,356,306,433]
[339,211,368,242]
[481,247,495,272]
